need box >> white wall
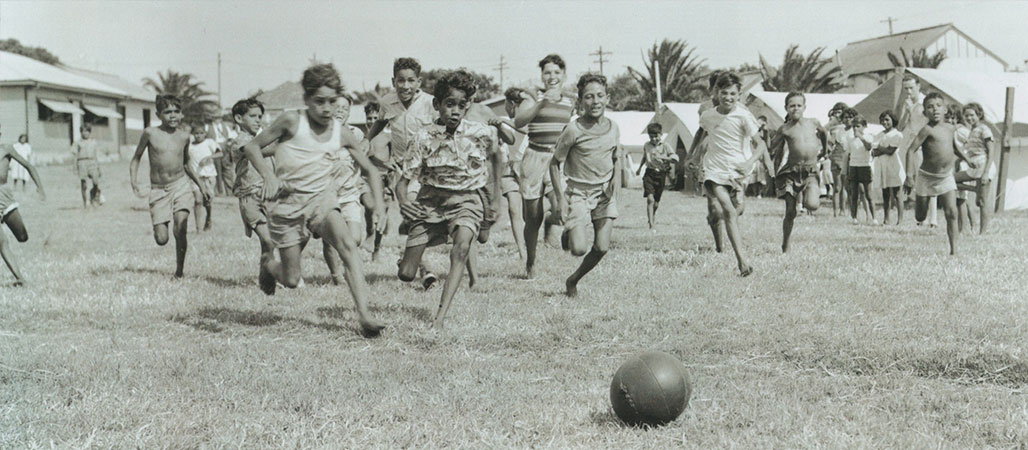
[929,30,1006,72]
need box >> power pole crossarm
[880,17,897,35]
[494,55,509,89]
[590,45,612,75]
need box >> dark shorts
[849,166,872,184]
[643,169,667,202]
[776,164,819,199]
[404,185,484,248]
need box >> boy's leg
[802,179,821,212]
[862,182,876,223]
[782,194,797,253]
[711,185,752,276]
[0,229,25,285]
[323,240,344,284]
[977,181,991,234]
[939,191,958,255]
[3,210,29,242]
[706,196,724,253]
[523,197,544,278]
[566,217,613,297]
[80,179,90,208]
[848,180,859,220]
[172,210,189,278]
[956,198,968,232]
[434,226,476,329]
[397,243,428,282]
[893,188,904,224]
[192,187,206,233]
[646,195,656,229]
[319,212,385,334]
[466,244,477,288]
[882,189,892,226]
[928,196,938,227]
[505,191,526,264]
[914,195,930,223]
[153,223,170,246]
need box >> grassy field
[2,161,1027,449]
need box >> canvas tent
[606,111,654,150]
[854,68,1028,210]
[746,91,870,129]
[646,103,702,191]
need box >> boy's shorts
[848,166,872,184]
[77,158,100,183]
[192,176,216,204]
[338,198,363,225]
[519,148,553,200]
[267,189,340,249]
[642,168,667,202]
[564,181,617,233]
[955,156,996,182]
[149,176,193,226]
[0,185,18,222]
[238,193,267,238]
[915,168,957,197]
[405,185,484,248]
[775,164,819,199]
[501,161,520,196]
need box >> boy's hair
[335,93,353,105]
[851,116,868,127]
[80,124,92,132]
[189,121,207,132]
[231,97,265,118]
[155,94,182,113]
[962,102,985,120]
[504,87,526,105]
[879,110,898,125]
[707,70,725,89]
[714,72,742,91]
[923,92,944,108]
[646,122,663,135]
[758,115,768,121]
[830,102,849,116]
[576,73,607,98]
[785,91,805,105]
[538,54,565,71]
[841,107,858,119]
[364,101,380,115]
[393,57,422,77]
[433,69,477,100]
[945,104,962,122]
[301,63,343,97]
[902,75,919,85]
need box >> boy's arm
[489,133,504,214]
[345,132,387,231]
[7,148,45,200]
[769,128,786,175]
[982,134,995,179]
[513,95,543,129]
[612,144,623,195]
[129,129,150,197]
[635,148,647,175]
[903,127,930,186]
[244,112,296,200]
[816,121,829,159]
[686,128,706,165]
[952,137,975,168]
[363,118,389,143]
[493,121,516,145]
[548,156,565,223]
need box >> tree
[607,72,647,111]
[351,83,394,105]
[0,38,61,65]
[759,45,845,93]
[420,68,500,102]
[143,70,219,122]
[628,39,708,108]
[888,48,947,69]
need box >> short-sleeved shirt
[963,124,993,160]
[698,105,759,176]
[847,130,873,167]
[381,91,437,160]
[828,124,850,167]
[403,120,496,191]
[188,138,219,177]
[72,139,99,160]
[552,117,620,186]
[226,129,266,197]
[334,125,367,202]
[643,140,677,172]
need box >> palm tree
[351,83,393,105]
[143,70,219,122]
[628,39,708,108]
[759,45,845,93]
[888,48,947,69]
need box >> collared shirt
[381,91,437,160]
[403,120,496,191]
[643,140,678,172]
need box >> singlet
[526,92,574,152]
[275,113,342,194]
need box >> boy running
[550,73,622,297]
[324,94,370,285]
[0,122,46,286]
[130,94,210,278]
[485,87,530,264]
[243,63,386,335]
[362,101,393,261]
[396,70,502,329]
[187,123,219,232]
[769,92,827,253]
[636,122,678,231]
[70,124,103,208]
[687,72,763,276]
[224,97,275,278]
[903,93,976,255]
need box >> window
[84,109,109,128]
[143,109,151,128]
[38,101,72,123]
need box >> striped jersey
[526,92,574,152]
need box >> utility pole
[591,45,612,75]
[494,55,509,88]
[881,17,897,35]
[217,52,222,108]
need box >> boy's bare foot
[422,272,438,290]
[174,270,184,279]
[359,317,386,337]
[204,222,212,232]
[739,265,754,277]
[258,257,276,295]
[781,243,789,253]
[525,264,535,280]
[565,277,578,297]
[430,319,445,330]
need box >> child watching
[636,122,678,231]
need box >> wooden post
[994,87,1015,213]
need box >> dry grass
[1,162,1026,449]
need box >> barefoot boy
[187,123,219,232]
[70,124,103,208]
[550,73,622,297]
[395,70,502,329]
[224,97,275,277]
[362,101,393,261]
[0,122,46,286]
[686,72,763,276]
[242,63,386,335]
[769,92,828,253]
[636,122,678,231]
[129,95,210,278]
[903,93,976,255]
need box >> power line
[590,45,612,75]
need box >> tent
[854,68,1028,210]
[606,111,654,151]
[746,91,870,129]
[645,103,702,191]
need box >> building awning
[83,104,123,119]
[38,99,84,115]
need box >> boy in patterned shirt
[396,70,503,330]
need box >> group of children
[0,57,996,330]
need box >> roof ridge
[845,23,951,46]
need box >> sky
[2,0,1027,106]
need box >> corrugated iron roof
[0,50,127,97]
[837,24,951,76]
[61,65,155,102]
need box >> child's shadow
[320,303,433,323]
[172,306,366,336]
